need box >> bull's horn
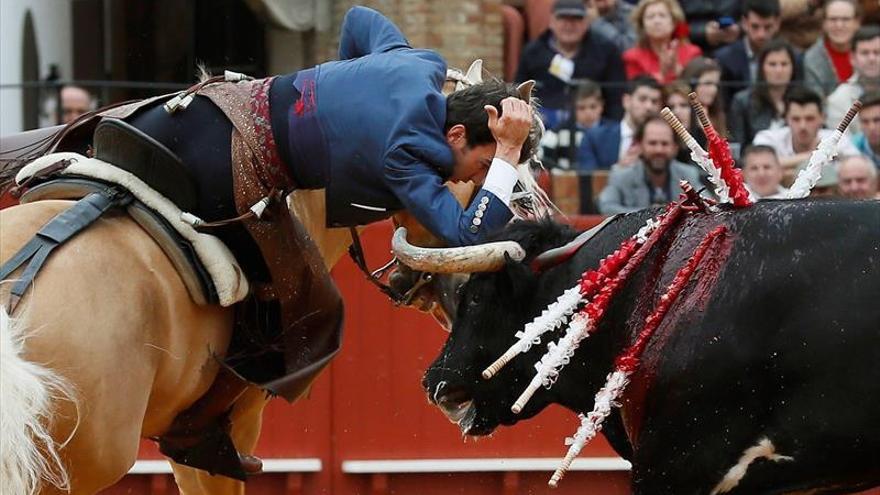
[465,59,483,85]
[392,227,525,273]
[517,80,535,103]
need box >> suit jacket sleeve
[728,92,749,145]
[384,146,513,247]
[338,6,409,60]
[597,168,640,214]
[577,129,601,171]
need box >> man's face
[742,12,780,52]
[852,36,880,80]
[786,102,823,150]
[575,95,604,128]
[859,104,880,148]
[823,1,859,48]
[624,86,662,126]
[838,158,878,199]
[743,150,784,197]
[550,14,590,46]
[639,121,677,173]
[60,87,92,124]
[450,142,498,184]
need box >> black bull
[422,199,880,494]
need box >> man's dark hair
[634,114,670,143]
[446,79,534,162]
[742,144,779,163]
[625,75,661,96]
[576,80,603,102]
[852,25,880,51]
[783,86,823,117]
[744,0,780,18]
[861,91,880,110]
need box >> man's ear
[446,124,467,148]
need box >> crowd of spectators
[525,0,880,213]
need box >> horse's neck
[287,189,354,269]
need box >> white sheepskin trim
[17,153,248,306]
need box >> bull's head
[408,220,611,435]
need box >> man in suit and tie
[597,116,704,214]
[578,75,662,171]
[715,0,783,108]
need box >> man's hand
[485,97,533,165]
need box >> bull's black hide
[424,199,880,494]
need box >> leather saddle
[19,120,218,306]
[92,118,199,213]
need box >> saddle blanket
[16,151,249,306]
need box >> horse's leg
[1,202,231,494]
[169,385,271,495]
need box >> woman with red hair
[623,0,701,83]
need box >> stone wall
[314,0,505,78]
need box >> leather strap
[1,187,132,312]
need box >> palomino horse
[0,64,543,494]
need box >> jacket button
[475,210,484,218]
[472,217,482,226]
[480,196,490,205]
[469,225,479,233]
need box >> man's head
[636,115,677,173]
[623,75,662,127]
[550,0,590,47]
[574,80,604,128]
[859,91,880,149]
[851,25,880,80]
[784,86,824,151]
[589,0,618,17]
[742,145,784,197]
[60,85,94,124]
[838,155,878,199]
[445,79,535,182]
[822,0,860,50]
[742,0,781,53]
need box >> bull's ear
[502,252,536,301]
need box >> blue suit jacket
[578,121,621,171]
[716,39,750,109]
[295,7,511,247]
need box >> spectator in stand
[753,86,859,183]
[515,0,625,129]
[677,0,742,54]
[59,85,95,124]
[837,155,879,198]
[663,80,695,163]
[587,0,638,51]
[597,115,703,213]
[541,80,615,169]
[804,0,862,97]
[715,0,783,107]
[623,0,702,83]
[741,144,789,198]
[681,57,727,139]
[826,25,880,134]
[853,91,880,168]
[729,40,799,147]
[580,75,663,170]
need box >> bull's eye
[469,293,481,306]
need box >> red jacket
[623,43,702,83]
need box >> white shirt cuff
[481,158,519,206]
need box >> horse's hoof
[240,453,263,474]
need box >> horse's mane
[488,218,579,263]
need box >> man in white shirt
[826,25,880,134]
[753,86,859,183]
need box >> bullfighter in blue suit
[131,6,536,252]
